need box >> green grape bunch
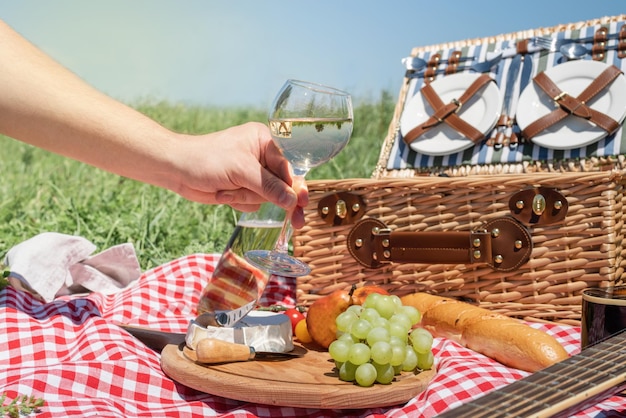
[328,293,435,387]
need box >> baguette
[401,292,569,372]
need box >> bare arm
[0,20,306,225]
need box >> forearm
[0,20,177,189]
[0,20,304,219]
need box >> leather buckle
[552,91,568,103]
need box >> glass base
[244,250,311,277]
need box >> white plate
[517,60,626,150]
[400,73,502,156]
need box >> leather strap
[347,217,532,272]
[593,27,608,61]
[445,51,462,75]
[619,24,626,59]
[521,65,623,141]
[403,73,493,145]
[423,53,441,84]
[516,38,530,55]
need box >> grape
[389,295,403,313]
[335,311,358,333]
[339,361,358,381]
[410,328,434,354]
[390,313,412,333]
[366,326,390,346]
[401,305,421,325]
[389,335,405,347]
[388,321,409,342]
[373,361,395,384]
[338,332,359,343]
[371,317,390,330]
[417,350,434,370]
[360,307,381,323]
[370,341,393,365]
[355,363,377,387]
[389,344,406,366]
[362,292,382,309]
[401,346,419,372]
[348,342,371,365]
[375,295,396,319]
[350,319,372,340]
[346,304,363,315]
[329,339,352,363]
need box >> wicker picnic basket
[292,15,626,326]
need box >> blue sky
[1,1,624,107]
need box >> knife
[183,337,303,364]
[118,324,304,362]
[195,299,258,328]
[118,323,186,352]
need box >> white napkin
[4,232,141,302]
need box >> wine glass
[245,79,353,277]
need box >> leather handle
[347,217,532,272]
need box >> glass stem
[273,218,293,254]
[273,173,306,254]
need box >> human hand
[166,122,308,228]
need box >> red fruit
[283,308,305,333]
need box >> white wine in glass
[245,79,353,277]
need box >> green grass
[0,92,395,270]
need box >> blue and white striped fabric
[386,18,626,173]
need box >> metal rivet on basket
[473,250,481,259]
[532,194,546,216]
[321,206,329,215]
[336,200,347,219]
[383,250,391,259]
[554,200,563,210]
[382,239,390,248]
[473,238,481,248]
[352,203,361,212]
[372,227,380,235]
[355,238,363,248]
[514,240,523,249]
[372,252,378,261]
[516,200,524,209]
[494,255,504,264]
[491,228,500,238]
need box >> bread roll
[422,301,510,342]
[462,319,568,372]
[401,292,568,372]
[401,292,455,313]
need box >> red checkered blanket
[0,253,623,417]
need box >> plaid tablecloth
[0,253,624,417]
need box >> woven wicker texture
[293,171,626,325]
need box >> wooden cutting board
[161,343,435,409]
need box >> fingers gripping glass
[245,80,353,277]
